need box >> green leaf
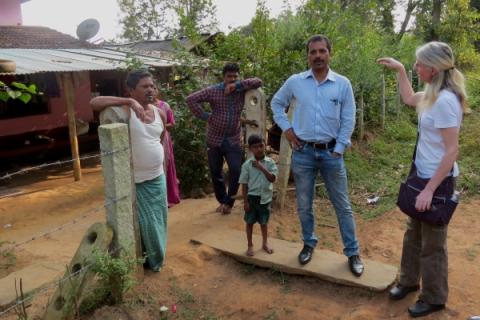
[11,82,28,90]
[0,91,10,102]
[7,90,22,99]
[18,93,32,104]
[26,84,37,94]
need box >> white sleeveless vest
[129,106,164,183]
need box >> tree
[117,0,167,41]
[414,0,446,42]
[376,0,396,34]
[168,0,218,37]
[397,0,420,41]
[117,0,218,41]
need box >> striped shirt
[186,78,262,146]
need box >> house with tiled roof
[0,1,177,174]
[0,25,97,49]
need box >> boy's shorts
[244,195,271,225]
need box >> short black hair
[306,34,332,54]
[248,134,264,147]
[125,69,152,89]
[222,62,240,76]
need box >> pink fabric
[155,100,181,206]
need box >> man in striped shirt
[186,63,262,214]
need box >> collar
[303,68,336,82]
[248,156,267,162]
[215,82,225,89]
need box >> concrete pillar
[244,88,267,141]
[98,123,143,279]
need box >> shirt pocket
[323,96,341,120]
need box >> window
[0,73,56,120]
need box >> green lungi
[136,174,168,271]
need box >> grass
[263,310,279,320]
[339,109,480,219]
[466,248,478,261]
[168,280,218,320]
[269,267,290,293]
[0,241,16,269]
[242,263,257,275]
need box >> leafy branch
[0,80,40,104]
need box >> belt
[300,139,336,150]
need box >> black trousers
[207,139,243,207]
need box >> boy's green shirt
[239,156,278,204]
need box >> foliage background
[123,0,480,214]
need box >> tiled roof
[0,26,96,49]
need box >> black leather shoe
[298,245,314,265]
[408,300,445,318]
[348,255,364,277]
[389,283,420,300]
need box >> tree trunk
[429,0,444,41]
[397,0,418,41]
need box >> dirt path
[0,164,479,319]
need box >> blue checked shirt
[271,69,356,154]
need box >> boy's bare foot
[222,205,232,214]
[262,244,274,254]
[215,204,224,213]
[246,246,254,256]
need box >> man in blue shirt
[271,34,364,276]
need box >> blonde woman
[377,42,467,318]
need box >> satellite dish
[76,19,100,41]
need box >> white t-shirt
[415,90,463,179]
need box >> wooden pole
[381,73,386,130]
[358,91,364,141]
[396,75,401,117]
[275,99,296,210]
[60,72,82,181]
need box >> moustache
[314,59,324,63]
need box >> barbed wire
[7,195,128,249]
[0,148,129,182]
[0,245,124,317]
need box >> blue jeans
[207,139,243,207]
[292,144,360,257]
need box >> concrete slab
[0,263,64,307]
[192,229,398,292]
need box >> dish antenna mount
[76,18,100,41]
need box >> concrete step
[192,229,398,291]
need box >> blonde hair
[416,41,468,112]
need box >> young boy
[239,134,278,256]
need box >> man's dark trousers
[207,139,242,207]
